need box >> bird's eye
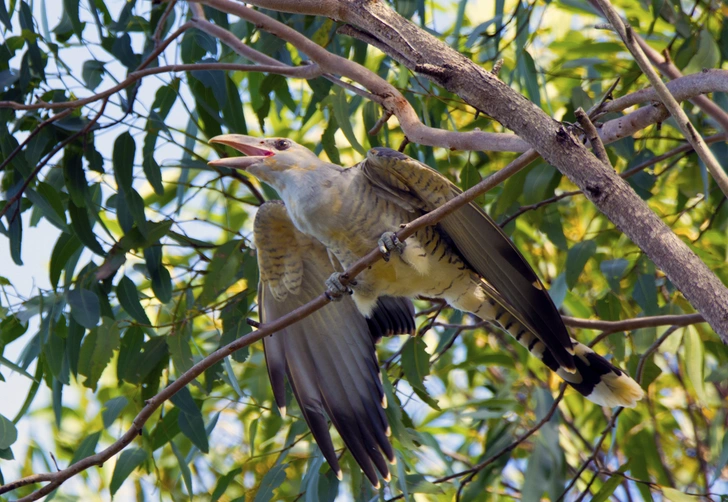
[274,139,291,151]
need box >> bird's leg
[378,232,406,262]
[325,272,357,301]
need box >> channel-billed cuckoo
[209,135,644,486]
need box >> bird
[208,134,645,486]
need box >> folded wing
[361,148,576,371]
[255,201,404,486]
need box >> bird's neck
[277,164,355,239]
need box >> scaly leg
[325,272,357,302]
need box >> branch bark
[203,0,728,342]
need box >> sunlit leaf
[110,448,147,496]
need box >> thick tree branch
[213,0,728,342]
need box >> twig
[501,132,727,225]
[153,0,179,47]
[563,313,704,334]
[0,62,322,112]
[575,108,610,166]
[0,108,74,173]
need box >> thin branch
[194,0,530,153]
[563,313,705,334]
[440,386,567,485]
[0,108,74,173]
[501,132,728,225]
[153,0,179,47]
[0,62,322,112]
[594,0,728,198]
[589,0,728,132]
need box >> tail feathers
[496,311,644,408]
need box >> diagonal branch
[208,0,728,342]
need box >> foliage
[0,0,726,500]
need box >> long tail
[489,306,644,408]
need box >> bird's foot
[325,272,356,301]
[378,232,406,262]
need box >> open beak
[208,134,275,170]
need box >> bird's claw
[378,232,406,262]
[325,272,355,301]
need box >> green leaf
[82,60,104,90]
[405,474,444,494]
[253,463,288,502]
[78,317,120,390]
[70,431,101,465]
[171,441,193,495]
[212,467,242,502]
[565,240,596,289]
[171,387,209,453]
[633,273,658,315]
[321,115,340,164]
[596,292,621,321]
[168,330,194,375]
[63,147,88,208]
[24,185,68,231]
[220,292,251,363]
[118,335,167,385]
[684,328,707,403]
[197,240,245,306]
[662,487,695,502]
[62,0,84,39]
[1,315,28,346]
[523,163,558,205]
[517,49,541,107]
[0,1,11,30]
[600,258,629,292]
[460,163,485,206]
[116,276,151,325]
[110,448,147,496]
[331,87,366,156]
[712,430,728,484]
[682,29,720,75]
[591,461,630,502]
[401,337,440,410]
[68,201,105,256]
[68,288,100,329]
[144,245,172,303]
[151,408,181,450]
[50,233,82,289]
[0,414,18,449]
[113,131,136,196]
[102,396,128,429]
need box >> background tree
[0,0,727,500]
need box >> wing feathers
[256,201,404,486]
[362,148,575,370]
